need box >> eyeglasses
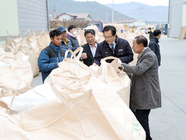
[103,35,113,39]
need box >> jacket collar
[67,31,77,39]
[139,47,151,59]
[61,38,68,45]
[150,36,159,43]
[50,42,60,52]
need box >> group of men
[38,25,162,140]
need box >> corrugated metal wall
[168,0,186,38]
[17,0,49,34]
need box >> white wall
[168,1,185,38]
[59,14,71,21]
[86,16,92,21]
[182,5,186,26]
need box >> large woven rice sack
[0,45,33,98]
[0,47,145,140]
[6,31,40,77]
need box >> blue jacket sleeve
[119,41,134,64]
[38,50,58,72]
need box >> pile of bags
[6,30,50,77]
[0,45,33,98]
[0,30,51,113]
[0,47,145,140]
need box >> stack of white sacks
[0,30,51,113]
[0,47,146,140]
[0,26,148,139]
[6,30,50,77]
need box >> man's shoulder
[144,48,157,58]
[117,37,130,46]
[42,45,55,57]
[67,39,71,43]
[43,45,51,52]
[149,40,158,46]
[97,40,106,47]
[81,43,89,48]
[66,36,72,40]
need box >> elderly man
[81,29,97,66]
[119,35,161,140]
[93,25,133,66]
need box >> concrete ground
[150,35,186,140]
[33,35,186,140]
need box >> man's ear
[50,37,53,42]
[140,43,144,49]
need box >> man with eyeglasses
[81,29,97,66]
[93,25,133,66]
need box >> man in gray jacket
[119,35,161,140]
[67,25,79,51]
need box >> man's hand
[81,53,87,59]
[93,63,98,67]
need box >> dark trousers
[135,109,152,140]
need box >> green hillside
[48,0,133,22]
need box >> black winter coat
[93,36,133,66]
[149,36,161,66]
[81,43,95,66]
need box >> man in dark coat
[93,25,133,66]
[149,29,161,73]
[148,28,153,40]
[81,29,97,66]
[119,35,161,140]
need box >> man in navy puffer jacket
[149,29,161,74]
[38,29,64,82]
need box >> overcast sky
[75,0,169,6]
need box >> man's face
[85,33,95,46]
[51,35,62,46]
[157,34,161,39]
[61,31,67,41]
[103,30,116,44]
[132,38,143,54]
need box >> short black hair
[49,29,61,38]
[84,29,95,36]
[153,29,161,36]
[135,35,148,47]
[68,25,76,32]
[102,25,116,36]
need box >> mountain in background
[48,0,133,22]
[105,2,168,23]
